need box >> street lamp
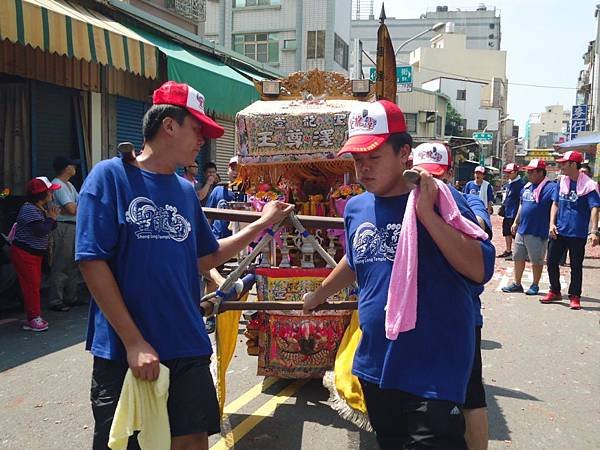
[394,22,447,56]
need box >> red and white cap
[525,159,546,171]
[412,142,451,176]
[228,156,239,166]
[555,150,584,163]
[337,100,407,156]
[503,163,519,173]
[152,81,224,139]
[474,166,486,174]
[26,176,61,195]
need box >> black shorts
[91,356,220,450]
[463,326,487,409]
[359,379,467,450]
[502,217,515,237]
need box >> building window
[478,119,488,130]
[234,0,281,7]
[307,30,325,59]
[405,113,417,133]
[489,23,495,29]
[334,33,349,70]
[456,89,466,100]
[436,116,443,136]
[233,33,279,63]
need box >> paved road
[1,215,599,449]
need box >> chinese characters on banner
[570,105,588,141]
[244,112,349,155]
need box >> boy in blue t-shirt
[543,151,600,310]
[303,102,495,449]
[498,163,525,258]
[75,81,292,450]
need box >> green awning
[135,29,259,117]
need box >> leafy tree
[445,104,465,137]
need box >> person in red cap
[502,159,555,296]
[463,166,495,214]
[303,101,495,449]
[498,163,525,259]
[542,151,600,309]
[10,177,60,331]
[75,81,293,449]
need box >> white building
[204,0,352,75]
[351,3,501,71]
[525,105,570,149]
[422,77,500,134]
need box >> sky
[374,0,598,135]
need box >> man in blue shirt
[498,163,525,259]
[542,151,600,310]
[412,142,493,450]
[502,159,555,296]
[463,166,495,214]
[303,101,495,449]
[76,81,292,450]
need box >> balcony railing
[166,0,206,22]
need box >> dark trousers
[547,236,586,296]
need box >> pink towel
[385,180,489,340]
[559,173,598,197]
[531,177,550,203]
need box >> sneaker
[501,282,523,293]
[22,317,49,332]
[540,291,562,304]
[497,251,512,258]
[569,295,581,310]
[525,284,539,295]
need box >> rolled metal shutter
[116,97,148,151]
[214,119,235,178]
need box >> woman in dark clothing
[10,177,60,331]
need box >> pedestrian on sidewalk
[303,102,495,450]
[198,161,219,205]
[412,142,493,450]
[498,163,525,259]
[10,177,60,331]
[49,156,81,312]
[463,166,495,214]
[502,159,555,296]
[542,151,600,310]
[76,81,293,450]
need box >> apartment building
[204,0,352,75]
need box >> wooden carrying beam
[218,301,358,312]
[202,207,345,230]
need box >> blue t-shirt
[502,178,525,219]
[206,186,235,239]
[463,181,494,205]
[344,190,495,404]
[517,181,555,239]
[75,158,219,362]
[553,180,600,239]
[52,178,79,222]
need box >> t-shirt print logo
[353,222,401,264]
[522,188,534,202]
[560,190,578,202]
[125,197,191,242]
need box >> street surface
[1,213,599,449]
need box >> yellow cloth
[108,364,171,450]
[333,311,367,414]
[215,292,249,415]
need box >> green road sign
[472,132,493,142]
[368,66,413,84]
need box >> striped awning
[0,0,157,78]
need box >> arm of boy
[302,255,356,314]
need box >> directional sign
[369,66,413,85]
[472,132,493,142]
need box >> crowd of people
[5,79,599,450]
